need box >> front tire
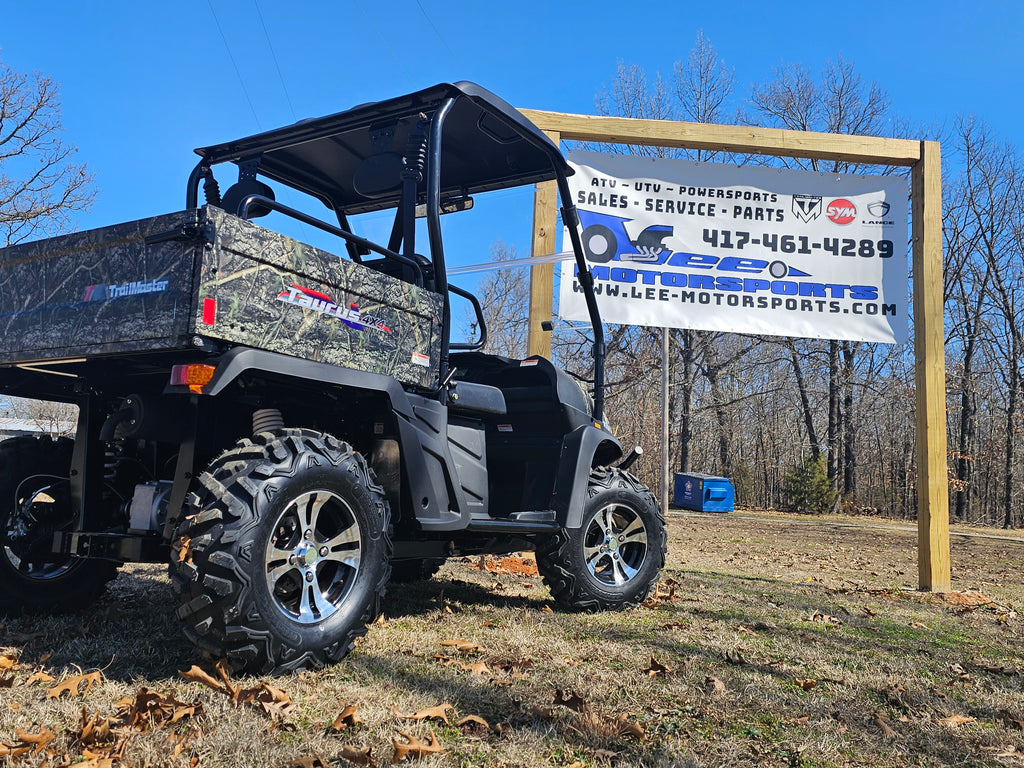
[170,429,391,674]
[0,436,118,616]
[537,467,665,611]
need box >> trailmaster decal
[559,150,908,344]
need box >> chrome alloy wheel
[263,490,362,624]
[582,503,649,586]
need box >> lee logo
[827,199,857,225]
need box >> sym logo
[827,199,857,225]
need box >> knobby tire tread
[0,436,118,616]
[169,428,391,674]
[536,466,666,612]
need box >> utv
[0,82,666,673]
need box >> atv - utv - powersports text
[0,82,666,673]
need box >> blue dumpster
[673,473,734,512]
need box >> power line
[414,0,463,71]
[350,0,414,86]
[207,0,261,129]
[253,0,297,121]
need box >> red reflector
[170,364,216,393]
[202,297,216,325]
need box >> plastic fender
[550,424,623,529]
[186,347,461,528]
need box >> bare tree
[746,55,906,505]
[3,396,76,437]
[672,30,735,129]
[1,58,95,245]
[466,241,530,360]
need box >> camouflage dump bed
[0,206,444,388]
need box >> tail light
[170,364,216,394]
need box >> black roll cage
[184,83,606,420]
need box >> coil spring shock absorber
[202,165,222,207]
[252,408,284,436]
[103,439,125,482]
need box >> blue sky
[1,0,1020,293]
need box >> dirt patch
[479,554,539,576]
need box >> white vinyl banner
[558,150,908,343]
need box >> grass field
[1,510,1023,767]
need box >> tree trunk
[788,341,819,461]
[677,329,695,473]
[827,341,841,512]
[1003,360,1019,529]
[842,342,856,499]
[703,342,732,476]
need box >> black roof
[195,81,570,215]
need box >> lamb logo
[791,195,822,223]
[826,199,857,225]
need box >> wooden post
[912,140,951,592]
[661,328,670,512]
[527,130,559,359]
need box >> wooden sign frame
[519,109,949,592]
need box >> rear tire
[170,429,391,674]
[0,436,118,617]
[537,467,665,611]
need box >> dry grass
[1,511,1023,767]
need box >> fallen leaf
[179,665,227,693]
[328,705,362,732]
[280,757,330,768]
[176,536,192,563]
[540,605,554,614]
[705,676,726,694]
[26,670,55,684]
[873,714,899,738]
[795,678,817,690]
[553,689,587,712]
[393,703,452,724]
[939,714,975,729]
[215,658,240,700]
[391,730,445,762]
[457,714,491,736]
[47,671,102,699]
[13,726,53,754]
[611,712,645,739]
[461,662,491,676]
[806,611,842,626]
[725,648,747,665]
[643,657,671,677]
[440,639,485,653]
[339,745,374,765]
[0,653,17,669]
